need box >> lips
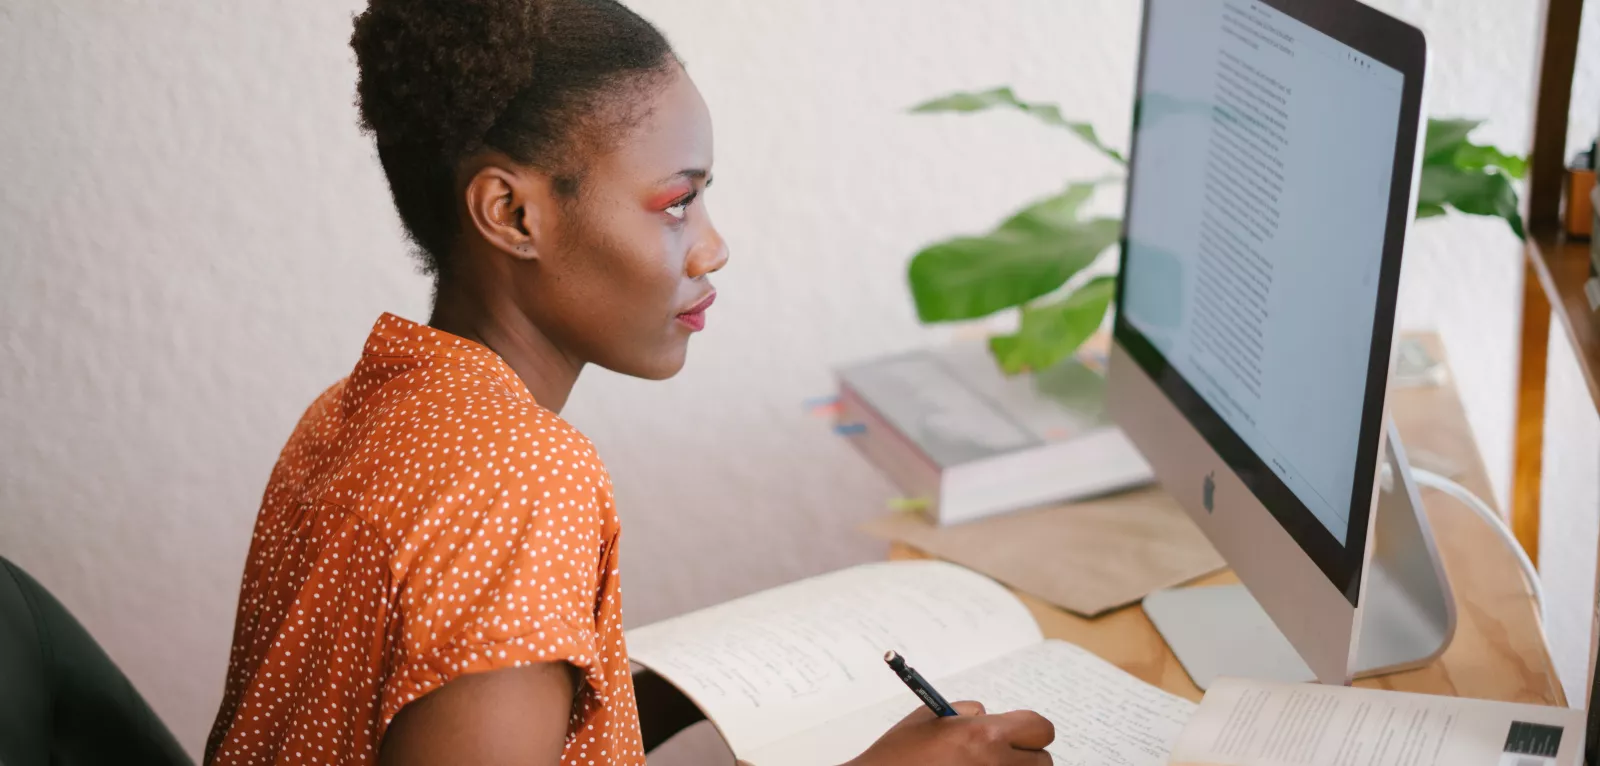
[676,291,716,332]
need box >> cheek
[566,222,694,378]
[610,226,683,303]
[566,216,685,321]
[530,200,699,375]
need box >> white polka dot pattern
[205,313,644,765]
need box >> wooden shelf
[1526,225,1600,412]
[1510,0,1588,565]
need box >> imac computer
[1108,0,1454,688]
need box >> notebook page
[1169,677,1586,766]
[625,561,1041,755]
[747,639,1197,766]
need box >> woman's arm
[633,667,707,751]
[379,663,576,765]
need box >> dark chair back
[0,556,192,765]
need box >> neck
[428,275,583,413]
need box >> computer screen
[1118,0,1406,547]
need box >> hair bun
[352,0,543,154]
[350,0,673,273]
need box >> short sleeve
[377,421,614,737]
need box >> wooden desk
[891,335,1564,706]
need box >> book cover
[835,342,1113,470]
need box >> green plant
[907,86,1529,375]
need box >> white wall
[1540,335,1600,706]
[2,1,1597,761]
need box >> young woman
[204,1,1056,764]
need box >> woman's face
[517,66,727,381]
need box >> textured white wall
[1540,336,1600,706]
[2,1,1597,761]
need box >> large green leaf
[908,184,1121,322]
[1423,118,1482,163]
[1424,118,1527,179]
[997,183,1097,235]
[1451,143,1528,180]
[988,276,1117,375]
[1415,117,1528,239]
[911,87,1126,165]
[1417,164,1525,240]
[1415,202,1448,219]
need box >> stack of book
[1589,184,1600,311]
[832,340,1152,525]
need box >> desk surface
[891,335,1563,706]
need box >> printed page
[746,640,1197,766]
[625,561,1042,755]
[1170,677,1587,766]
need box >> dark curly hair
[351,0,676,277]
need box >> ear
[462,160,556,262]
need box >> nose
[686,220,729,279]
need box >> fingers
[988,709,1056,751]
[950,700,986,716]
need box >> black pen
[884,650,958,717]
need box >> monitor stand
[1141,420,1457,689]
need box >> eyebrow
[661,169,712,184]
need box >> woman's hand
[844,701,1055,766]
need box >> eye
[665,190,699,221]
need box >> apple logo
[1202,471,1216,513]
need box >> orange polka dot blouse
[206,314,643,765]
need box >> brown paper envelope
[861,487,1224,618]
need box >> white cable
[1410,467,1544,617]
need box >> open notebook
[1169,677,1586,766]
[625,561,1196,766]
